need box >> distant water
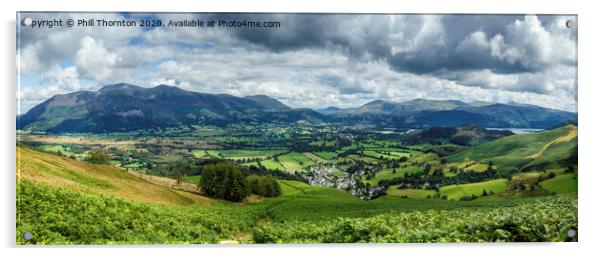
[486,128,544,134]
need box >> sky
[17,13,577,114]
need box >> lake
[486,128,544,134]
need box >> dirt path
[529,125,577,159]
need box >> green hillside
[17,145,577,244]
[17,145,211,206]
[445,125,577,172]
[540,173,578,194]
[440,179,508,200]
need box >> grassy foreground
[17,145,578,244]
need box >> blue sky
[17,13,577,114]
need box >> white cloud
[17,13,578,113]
[456,15,576,72]
[18,13,143,75]
[139,45,576,111]
[75,37,122,81]
[18,65,81,114]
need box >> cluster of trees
[200,163,282,202]
[84,150,111,165]
[246,175,282,197]
[425,194,448,200]
[168,160,195,185]
[509,171,557,191]
[244,164,305,182]
[233,157,265,164]
[459,194,479,201]
[201,163,250,202]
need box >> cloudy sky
[17,13,577,114]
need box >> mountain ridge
[18,83,319,132]
[18,83,577,133]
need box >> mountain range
[326,98,576,129]
[17,83,577,133]
[17,83,321,132]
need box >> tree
[200,162,250,202]
[450,166,458,173]
[169,160,193,185]
[84,150,111,165]
[246,175,282,197]
[566,165,576,173]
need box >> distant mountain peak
[316,106,344,115]
[247,94,270,98]
[363,99,394,105]
[153,84,183,91]
[468,100,495,107]
[99,83,141,92]
[405,98,430,103]
[244,95,291,110]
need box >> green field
[440,179,508,200]
[314,151,337,160]
[540,173,578,194]
[184,175,201,185]
[385,188,437,199]
[193,149,287,160]
[303,152,327,163]
[242,152,315,172]
[277,152,315,171]
[340,154,378,164]
[364,165,423,186]
[260,159,286,170]
[192,149,220,158]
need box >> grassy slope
[17,180,264,244]
[440,179,508,200]
[540,173,578,194]
[17,145,577,244]
[17,145,211,206]
[446,125,577,171]
[385,188,437,199]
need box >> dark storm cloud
[212,13,394,58]
[388,15,531,74]
[212,14,576,76]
